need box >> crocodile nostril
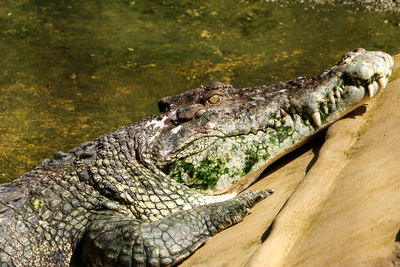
[158,96,173,112]
[353,48,366,53]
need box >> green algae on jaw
[167,116,306,193]
[170,158,229,190]
[268,126,292,145]
[168,132,278,192]
[243,149,259,174]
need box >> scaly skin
[0,49,393,266]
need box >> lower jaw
[218,95,374,195]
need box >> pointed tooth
[335,90,341,98]
[378,77,388,89]
[368,83,375,98]
[280,108,288,118]
[338,87,344,94]
[368,81,379,98]
[311,112,321,127]
[389,69,392,76]
[328,95,335,105]
[322,104,329,114]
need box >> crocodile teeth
[311,112,321,127]
[378,76,388,89]
[335,90,341,98]
[368,81,379,98]
[368,83,375,98]
[328,95,335,105]
[338,87,344,94]
[389,69,392,76]
[322,104,329,115]
[280,108,288,118]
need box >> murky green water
[1,0,400,183]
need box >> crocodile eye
[207,94,222,104]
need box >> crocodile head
[143,49,393,195]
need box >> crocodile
[0,48,393,266]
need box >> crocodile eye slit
[207,94,222,105]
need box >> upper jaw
[150,49,393,165]
[287,49,393,128]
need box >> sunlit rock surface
[181,55,400,266]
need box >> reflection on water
[1,0,400,182]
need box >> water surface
[1,0,400,182]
